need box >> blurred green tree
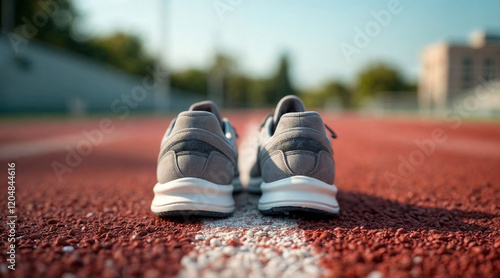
[355,63,405,103]
[323,81,352,108]
[9,0,76,49]
[87,33,155,76]
[211,53,236,76]
[299,81,352,109]
[245,78,272,108]
[226,74,250,107]
[5,0,154,76]
[171,69,208,96]
[209,53,236,106]
[267,54,296,104]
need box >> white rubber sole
[258,176,339,215]
[151,177,235,216]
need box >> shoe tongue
[189,100,224,126]
[273,95,306,129]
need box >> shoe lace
[259,113,274,129]
[259,113,338,139]
[325,124,338,139]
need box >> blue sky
[73,0,500,89]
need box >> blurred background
[0,0,499,117]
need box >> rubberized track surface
[1,112,499,277]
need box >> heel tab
[274,111,327,136]
[171,111,225,137]
[189,101,223,124]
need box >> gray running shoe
[249,95,339,216]
[151,101,239,217]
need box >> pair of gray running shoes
[151,95,339,217]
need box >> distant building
[451,81,500,116]
[419,30,500,110]
[0,36,202,114]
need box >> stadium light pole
[155,0,171,113]
[208,29,224,109]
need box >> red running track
[0,112,499,277]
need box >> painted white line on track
[0,132,123,160]
[237,120,261,187]
[178,122,327,278]
[379,130,500,158]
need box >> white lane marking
[323,116,500,158]
[180,193,324,278]
[435,138,500,158]
[237,120,261,187]
[379,130,500,158]
[0,132,122,160]
[339,120,500,159]
[179,122,327,278]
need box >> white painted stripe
[180,193,325,278]
[178,122,327,278]
[237,120,261,187]
[355,126,500,158]
[0,132,122,159]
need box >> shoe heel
[258,176,339,216]
[151,177,235,217]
